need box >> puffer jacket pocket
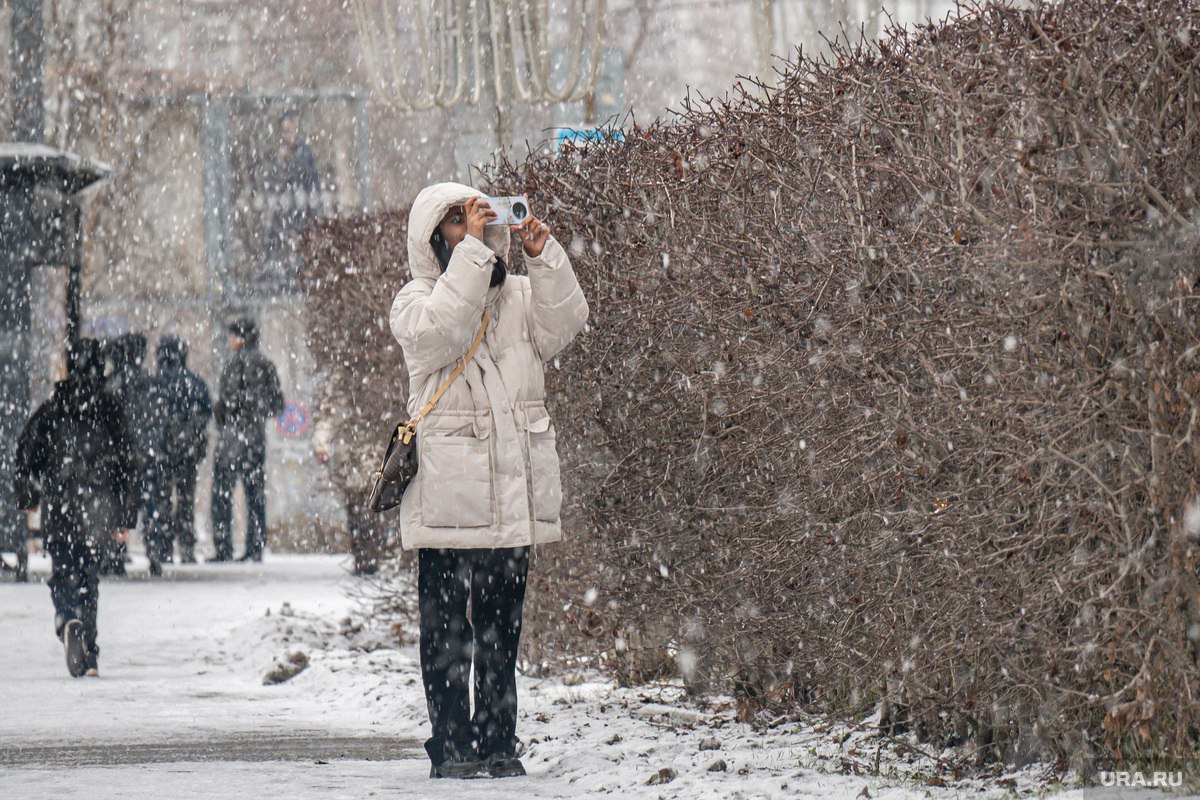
[527,424,563,522]
[420,435,494,527]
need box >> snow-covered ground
[0,551,1174,799]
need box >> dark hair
[157,333,188,368]
[489,256,507,288]
[67,338,104,380]
[115,332,147,368]
[228,317,260,348]
[430,229,452,271]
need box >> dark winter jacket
[262,140,321,253]
[214,329,284,449]
[263,140,319,201]
[105,333,157,467]
[15,340,140,543]
[153,335,213,467]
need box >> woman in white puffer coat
[390,183,588,779]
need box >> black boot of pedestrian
[485,754,526,778]
[427,739,489,779]
[63,620,88,678]
[98,557,126,577]
[430,757,490,779]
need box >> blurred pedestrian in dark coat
[211,318,283,562]
[102,332,156,575]
[15,338,139,677]
[261,110,321,279]
[146,334,212,566]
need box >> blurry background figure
[14,338,139,677]
[211,318,284,562]
[147,334,212,567]
[259,109,321,288]
[101,333,156,576]
[313,415,386,575]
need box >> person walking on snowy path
[210,318,284,563]
[147,334,212,566]
[390,183,588,779]
[101,332,156,576]
[14,338,140,677]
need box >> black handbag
[367,311,489,513]
[365,420,418,512]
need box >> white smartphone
[484,195,531,226]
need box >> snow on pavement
[0,553,1174,799]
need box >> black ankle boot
[486,754,526,778]
[430,757,490,779]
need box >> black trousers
[211,440,267,560]
[418,547,529,765]
[100,464,151,574]
[147,460,199,561]
[47,535,101,661]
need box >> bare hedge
[301,212,410,571]
[304,0,1200,768]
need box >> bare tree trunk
[865,2,883,41]
[829,0,851,37]
[11,0,45,142]
[797,0,854,50]
[750,0,776,80]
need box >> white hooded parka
[389,182,589,549]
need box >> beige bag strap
[399,309,490,444]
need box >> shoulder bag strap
[399,309,490,444]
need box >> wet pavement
[0,734,420,767]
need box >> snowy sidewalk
[0,553,1166,799]
[0,554,429,799]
